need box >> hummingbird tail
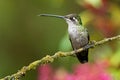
[76,49,88,63]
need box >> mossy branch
[0,35,120,80]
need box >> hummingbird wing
[69,31,89,63]
[77,32,89,63]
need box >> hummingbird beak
[38,14,65,19]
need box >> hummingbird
[39,14,89,63]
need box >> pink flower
[38,61,112,80]
[71,62,111,80]
[38,64,53,80]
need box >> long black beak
[38,14,65,19]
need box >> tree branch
[0,35,120,80]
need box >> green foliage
[58,32,72,51]
[110,42,120,67]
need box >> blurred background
[1,0,120,80]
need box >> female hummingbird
[39,14,89,63]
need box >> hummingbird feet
[83,40,96,50]
[89,40,96,48]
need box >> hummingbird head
[64,14,82,26]
[39,13,82,26]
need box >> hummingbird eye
[70,17,74,21]
[70,17,76,21]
